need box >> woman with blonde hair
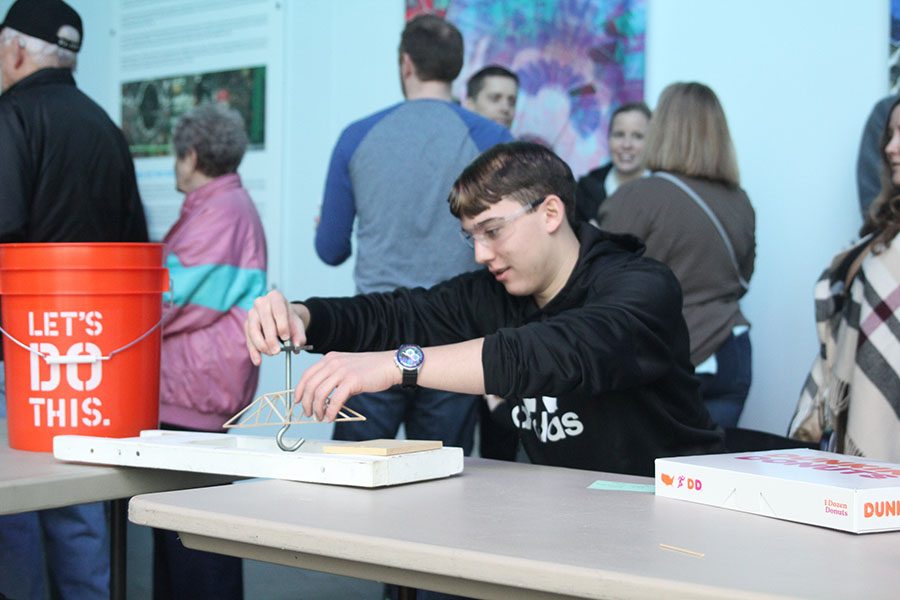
[598,82,756,428]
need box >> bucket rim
[0,265,167,271]
[0,242,164,249]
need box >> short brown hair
[466,65,519,100]
[644,82,740,187]
[399,14,463,83]
[608,101,651,135]
[449,142,575,223]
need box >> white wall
[3,0,889,437]
[646,0,888,432]
[267,0,404,438]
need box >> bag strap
[654,172,750,290]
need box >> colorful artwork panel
[407,0,645,176]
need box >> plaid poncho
[791,235,900,461]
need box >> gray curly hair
[172,103,248,177]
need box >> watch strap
[401,367,418,389]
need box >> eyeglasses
[459,197,546,248]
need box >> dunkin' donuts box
[654,449,900,534]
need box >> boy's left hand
[295,351,400,422]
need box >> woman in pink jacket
[155,103,267,600]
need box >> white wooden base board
[52,431,464,488]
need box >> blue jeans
[333,387,478,455]
[0,504,109,600]
[153,528,242,600]
[697,331,752,429]
[0,364,109,600]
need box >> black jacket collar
[5,67,76,95]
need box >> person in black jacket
[245,142,723,476]
[0,2,148,599]
[0,2,146,244]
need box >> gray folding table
[130,457,900,599]
[0,419,237,599]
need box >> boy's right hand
[244,290,307,366]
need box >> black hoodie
[305,223,724,476]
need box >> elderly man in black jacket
[246,142,724,477]
[0,0,146,244]
[0,1,147,599]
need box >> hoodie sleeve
[303,270,514,352]
[482,257,688,400]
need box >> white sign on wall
[112,0,285,282]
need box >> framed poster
[113,0,284,285]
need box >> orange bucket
[0,243,169,451]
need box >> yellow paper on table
[323,439,443,456]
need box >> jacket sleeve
[574,166,609,223]
[163,204,267,337]
[0,103,33,242]
[304,270,510,352]
[482,259,687,400]
[315,130,356,265]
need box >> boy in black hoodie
[245,142,723,476]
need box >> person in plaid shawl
[791,98,900,462]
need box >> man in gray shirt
[315,14,512,453]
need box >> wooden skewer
[658,543,705,558]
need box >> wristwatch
[395,344,425,389]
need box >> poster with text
[113,0,284,281]
[406,0,645,177]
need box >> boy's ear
[543,194,567,233]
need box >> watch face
[396,344,424,369]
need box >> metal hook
[275,340,305,452]
[276,422,304,452]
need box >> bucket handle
[0,283,174,365]
[0,314,165,365]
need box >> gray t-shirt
[316,99,513,293]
